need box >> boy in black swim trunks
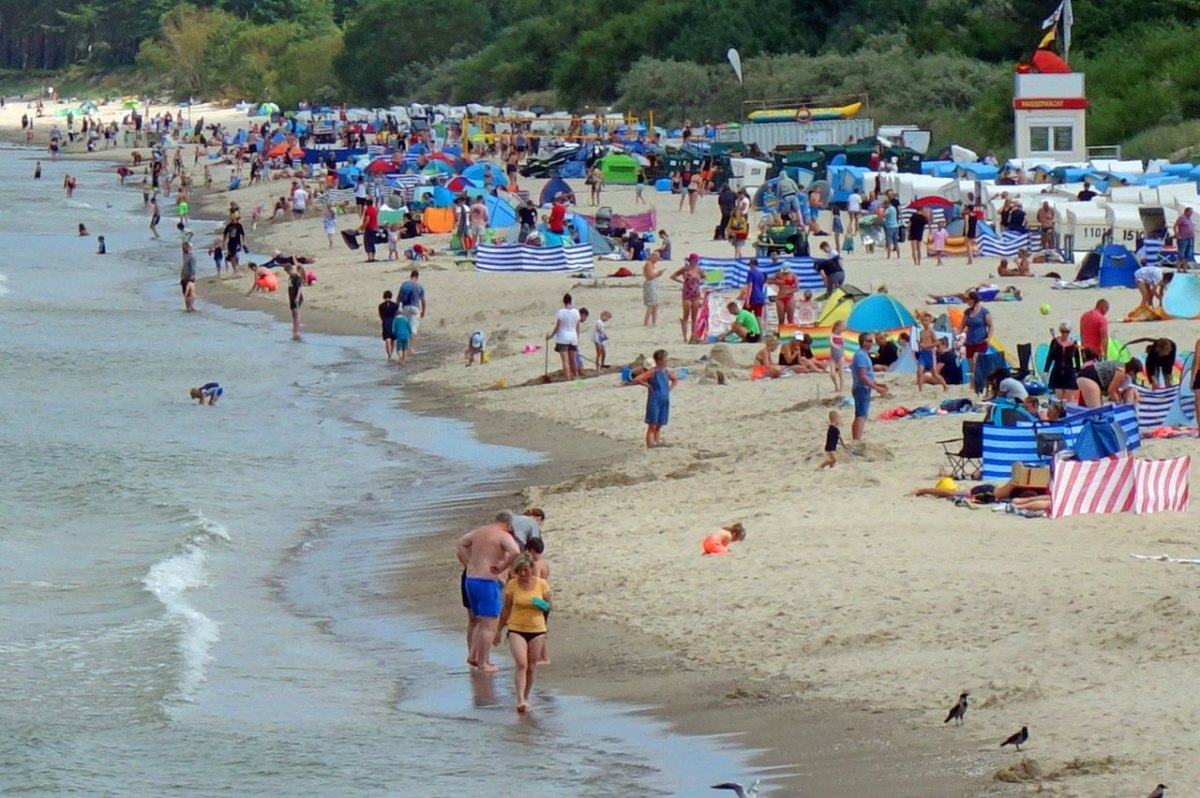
[818,409,848,468]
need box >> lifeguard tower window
[1030,124,1074,153]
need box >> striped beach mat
[978,229,1035,259]
[696,257,823,293]
[1132,456,1191,514]
[981,404,1141,482]
[474,243,593,273]
[1049,455,1135,518]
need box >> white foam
[0,272,8,298]
[142,511,229,703]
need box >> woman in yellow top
[727,209,750,259]
[493,553,552,713]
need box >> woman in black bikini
[493,553,551,713]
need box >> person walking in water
[494,552,551,713]
[456,512,520,672]
[180,242,197,312]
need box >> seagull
[1000,725,1029,751]
[711,779,760,798]
[944,691,969,726]
[1147,784,1167,798]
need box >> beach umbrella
[451,157,473,173]
[846,294,916,334]
[366,159,394,175]
[259,102,280,115]
[122,98,140,109]
[445,176,477,193]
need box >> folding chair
[937,420,984,480]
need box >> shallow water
[0,147,767,796]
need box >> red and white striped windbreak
[1049,456,1134,519]
[1132,456,1192,514]
[1050,455,1191,518]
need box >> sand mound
[992,759,1042,783]
[849,441,894,462]
[707,343,738,369]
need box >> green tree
[336,0,490,103]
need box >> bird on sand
[1146,784,1167,798]
[1000,726,1029,751]
[944,691,969,726]
[711,780,760,798]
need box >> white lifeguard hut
[1012,72,1087,162]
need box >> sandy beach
[13,97,1200,796]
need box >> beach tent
[846,294,916,333]
[570,214,616,256]
[430,186,456,208]
[1096,243,1138,288]
[1163,272,1200,319]
[463,162,508,188]
[485,194,517,229]
[539,177,573,206]
[422,207,455,234]
[814,285,868,326]
[599,153,639,185]
[888,342,919,374]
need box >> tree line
[4,0,1200,155]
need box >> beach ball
[1039,303,1051,315]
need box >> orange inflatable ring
[795,106,812,125]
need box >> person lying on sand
[909,478,1049,512]
[926,283,1021,304]
[702,522,746,555]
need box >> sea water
[0,149,765,796]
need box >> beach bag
[1071,414,1127,461]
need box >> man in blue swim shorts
[456,511,520,671]
[850,333,889,441]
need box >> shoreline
[17,106,1199,795]
[199,269,1005,797]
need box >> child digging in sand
[702,522,746,555]
[631,349,677,447]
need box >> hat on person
[780,263,791,273]
[687,252,700,263]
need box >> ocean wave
[0,272,8,298]
[141,510,229,703]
